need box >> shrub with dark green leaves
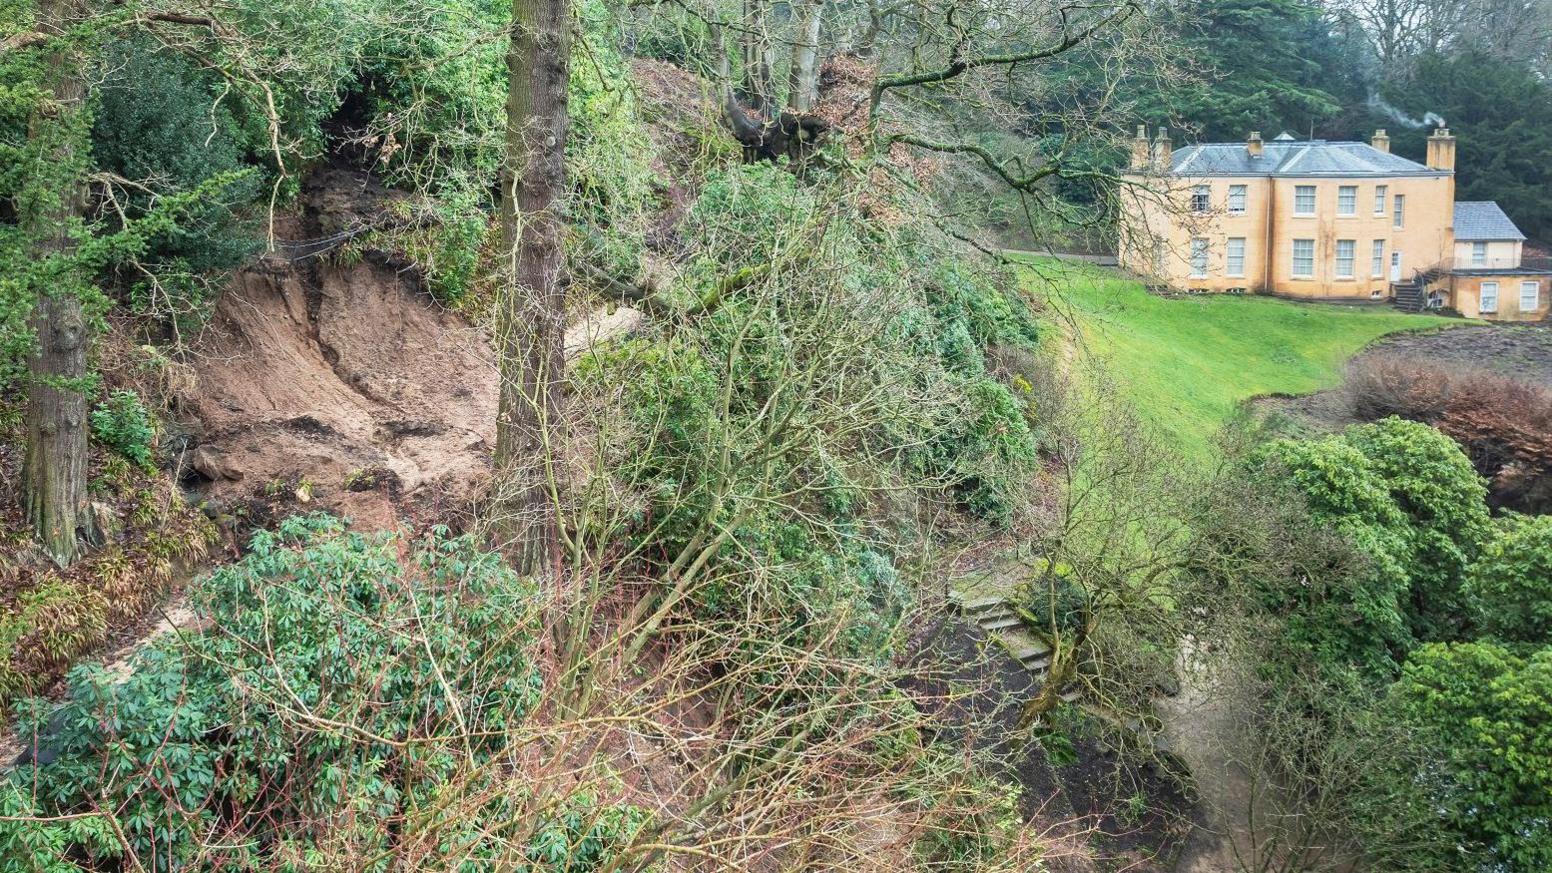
[1344,417,1491,640]
[1382,642,1552,872]
[92,39,263,298]
[1246,432,1415,677]
[0,515,647,870]
[90,389,157,471]
[1466,513,1552,644]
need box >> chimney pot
[1130,125,1151,170]
[1371,128,1390,153]
[1426,127,1456,171]
[1247,131,1263,158]
[1152,127,1173,170]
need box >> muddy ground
[902,615,1195,873]
[175,169,500,533]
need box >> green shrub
[92,37,263,318]
[1382,642,1552,871]
[683,162,813,269]
[1466,514,1552,644]
[2,515,649,870]
[90,389,157,471]
[923,375,1039,524]
[1344,417,1492,640]
[1247,434,1415,678]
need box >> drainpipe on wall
[1263,179,1275,294]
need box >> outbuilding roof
[1169,139,1445,178]
[1453,201,1526,241]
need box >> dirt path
[1157,642,1260,873]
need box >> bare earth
[179,169,642,534]
[182,251,500,531]
[1259,324,1552,431]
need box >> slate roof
[1168,139,1446,178]
[1453,201,1526,241]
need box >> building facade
[1118,127,1548,321]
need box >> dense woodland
[0,0,1550,871]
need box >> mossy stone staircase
[953,593,1078,702]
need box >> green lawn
[1018,257,1461,462]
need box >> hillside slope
[1024,258,1460,460]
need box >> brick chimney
[1130,125,1150,170]
[1247,131,1263,158]
[1426,127,1456,171]
[1371,128,1390,153]
[1152,127,1173,171]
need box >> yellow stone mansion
[1118,127,1549,321]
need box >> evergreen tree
[1383,48,1552,239]
[1144,0,1344,140]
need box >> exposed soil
[902,614,1194,872]
[1258,324,1552,432]
[177,169,500,532]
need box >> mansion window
[1374,185,1388,215]
[1228,185,1247,214]
[1292,239,1315,278]
[1191,185,1211,213]
[1294,186,1316,216]
[1338,186,1357,216]
[1481,282,1499,313]
[1522,281,1541,311]
[1226,237,1246,276]
[1190,238,1209,277]
[1393,194,1405,229]
[1335,240,1356,278]
[1472,241,1487,266]
[1371,240,1385,277]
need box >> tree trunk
[494,0,571,574]
[786,0,822,113]
[23,0,93,566]
[24,296,92,566]
[856,0,883,58]
[741,0,776,116]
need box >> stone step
[1012,640,1050,659]
[959,595,1009,615]
[1020,651,1053,671]
[979,615,1023,632]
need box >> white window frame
[1191,185,1211,214]
[1227,185,1247,215]
[1481,281,1499,313]
[1471,241,1487,266]
[1338,186,1357,216]
[1393,194,1405,229]
[1521,280,1541,311]
[1374,185,1388,215]
[1371,240,1385,277]
[1335,240,1356,279]
[1292,239,1315,278]
[1226,237,1246,277]
[1294,186,1317,216]
[1190,238,1209,278]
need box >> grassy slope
[1019,257,1461,462]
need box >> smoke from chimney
[1366,93,1445,130]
